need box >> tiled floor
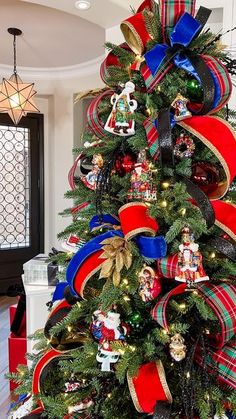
[0,295,18,416]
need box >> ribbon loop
[66,203,167,298]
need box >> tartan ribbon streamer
[159,0,196,42]
[197,283,236,349]
[143,117,159,160]
[195,339,236,389]
[87,89,113,139]
[151,282,236,349]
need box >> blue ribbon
[67,214,167,296]
[144,12,220,110]
[54,212,167,299]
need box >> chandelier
[0,28,39,125]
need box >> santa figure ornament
[104,81,137,136]
[91,310,128,372]
[175,226,209,286]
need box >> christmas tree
[9,1,236,418]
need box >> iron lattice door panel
[0,114,44,292]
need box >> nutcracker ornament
[171,93,192,121]
[175,226,209,286]
[128,149,157,201]
[138,266,161,302]
[169,333,186,362]
[91,309,128,372]
[104,81,137,136]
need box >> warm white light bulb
[75,0,91,10]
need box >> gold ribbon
[99,236,132,286]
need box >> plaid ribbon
[197,283,236,349]
[143,117,160,160]
[160,0,196,42]
[151,283,186,329]
[204,55,232,114]
[195,340,236,389]
[87,90,113,139]
[151,282,236,347]
[157,254,178,278]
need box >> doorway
[0,113,44,293]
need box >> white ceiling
[0,0,143,69]
[0,0,224,70]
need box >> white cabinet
[22,275,55,361]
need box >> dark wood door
[0,113,44,293]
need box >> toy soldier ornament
[104,81,137,136]
[169,333,186,362]
[171,93,192,121]
[175,226,209,286]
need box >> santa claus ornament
[175,226,209,287]
[104,81,137,136]
[138,266,161,302]
[91,309,128,372]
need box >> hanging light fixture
[0,28,39,125]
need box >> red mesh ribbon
[211,200,236,241]
[178,116,236,200]
[71,202,159,298]
[127,360,172,413]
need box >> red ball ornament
[114,152,137,177]
[191,161,222,198]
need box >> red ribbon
[72,202,159,298]
[127,360,172,414]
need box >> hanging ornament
[91,310,128,372]
[114,151,137,177]
[68,152,104,191]
[128,149,157,201]
[186,79,204,103]
[61,234,86,253]
[80,153,104,190]
[126,311,144,333]
[174,133,195,159]
[175,226,209,287]
[138,266,161,302]
[171,93,192,121]
[169,333,186,362]
[191,162,222,199]
[67,399,93,415]
[104,81,137,136]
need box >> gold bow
[99,236,132,286]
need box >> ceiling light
[75,0,91,10]
[0,28,39,125]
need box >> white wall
[35,73,104,252]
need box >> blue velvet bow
[144,12,220,110]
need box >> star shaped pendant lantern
[0,28,39,125]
